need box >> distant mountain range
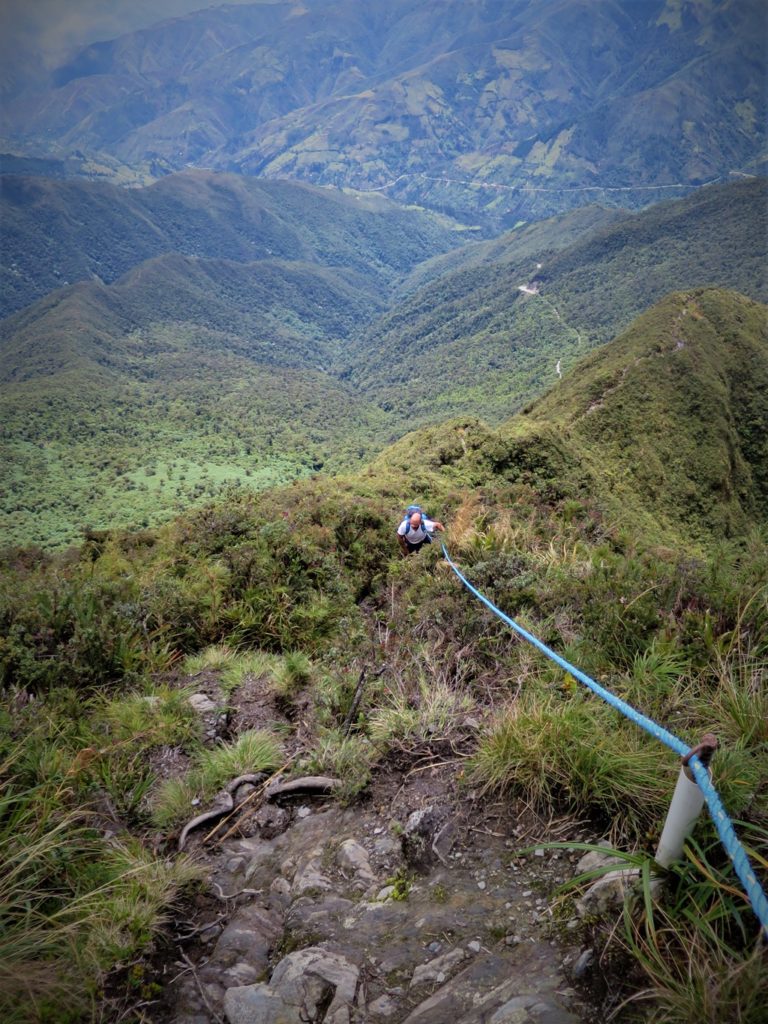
[1,174,765,548]
[2,0,765,225]
[350,178,768,423]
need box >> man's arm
[398,533,409,554]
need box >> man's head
[409,512,422,528]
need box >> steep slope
[0,169,465,318]
[2,0,765,225]
[371,288,768,547]
[349,178,768,427]
[508,288,768,542]
[2,291,766,1024]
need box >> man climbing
[397,506,445,556]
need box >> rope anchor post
[655,733,718,869]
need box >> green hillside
[0,253,392,549]
[366,288,768,550]
[1,283,766,1023]
[1,178,766,551]
[503,288,768,545]
[0,170,466,318]
[351,178,768,425]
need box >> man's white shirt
[397,518,435,543]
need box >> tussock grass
[0,739,202,1024]
[100,685,200,747]
[219,650,275,693]
[303,729,377,802]
[448,494,486,549]
[470,693,675,840]
[369,680,475,747]
[613,830,768,1023]
[181,644,238,674]
[271,651,314,700]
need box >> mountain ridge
[2,0,765,225]
[367,287,768,548]
[0,169,467,319]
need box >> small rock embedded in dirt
[402,806,446,871]
[572,948,595,979]
[336,838,376,883]
[224,946,359,1024]
[575,868,639,917]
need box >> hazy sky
[0,0,271,66]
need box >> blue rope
[441,543,768,938]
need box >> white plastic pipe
[655,765,707,868]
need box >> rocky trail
[116,692,608,1024]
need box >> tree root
[265,775,343,800]
[177,774,341,850]
[177,773,266,851]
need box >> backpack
[402,504,432,541]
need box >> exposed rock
[402,806,446,871]
[170,798,587,1024]
[291,851,333,896]
[219,962,262,987]
[402,945,582,1024]
[211,903,282,974]
[269,875,291,901]
[487,996,538,1024]
[225,947,359,1024]
[284,893,356,945]
[369,992,400,1018]
[572,948,594,979]
[188,692,227,742]
[223,985,296,1024]
[574,842,622,875]
[336,837,377,883]
[575,868,640,918]
[248,802,289,839]
[270,947,359,1022]
[431,818,459,864]
[188,693,217,715]
[410,947,466,987]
